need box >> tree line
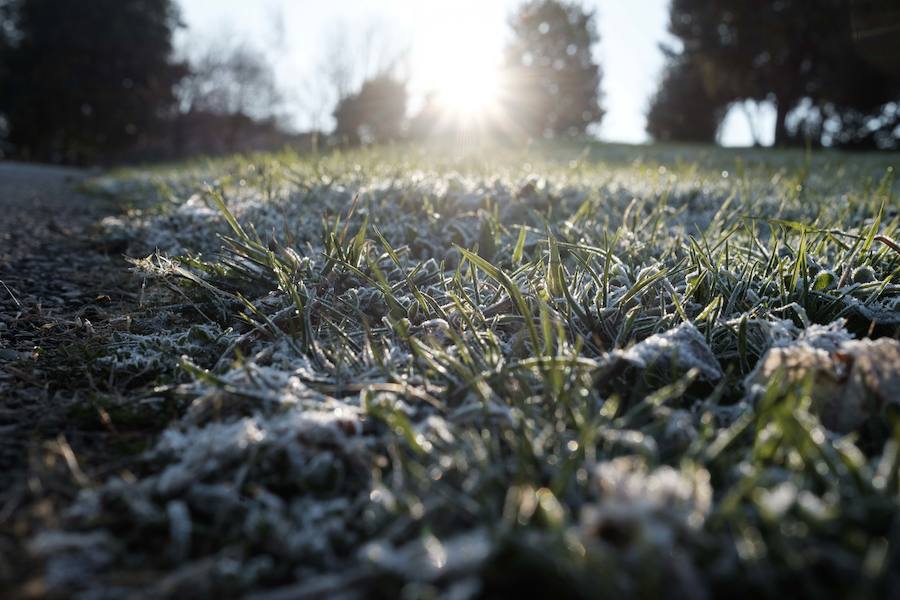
[0,0,605,164]
[332,0,603,146]
[648,0,900,149]
[0,0,897,165]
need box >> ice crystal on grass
[579,457,713,599]
[151,403,365,495]
[617,322,723,381]
[793,319,854,352]
[97,324,234,372]
[45,401,373,594]
[361,529,491,583]
[584,456,712,538]
[29,146,900,598]
[28,531,119,589]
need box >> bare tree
[175,34,284,152]
[307,19,410,132]
[178,37,281,120]
[317,21,358,104]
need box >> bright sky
[177,0,765,146]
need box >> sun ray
[414,5,508,133]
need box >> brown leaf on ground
[746,335,900,433]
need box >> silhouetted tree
[0,1,13,150]
[176,38,282,153]
[0,1,12,81]
[851,0,900,80]
[0,0,185,164]
[503,0,603,138]
[646,46,725,143]
[313,20,409,133]
[663,0,899,148]
[407,93,443,141]
[333,76,407,145]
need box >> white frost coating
[167,500,193,561]
[756,481,798,520]
[361,529,491,582]
[39,157,891,595]
[745,317,798,348]
[794,319,853,352]
[35,400,370,592]
[28,531,119,588]
[98,324,234,371]
[155,419,267,495]
[28,530,118,556]
[182,361,328,415]
[154,404,362,496]
[745,329,900,433]
[179,193,219,219]
[617,322,723,381]
[581,456,712,549]
[415,414,455,445]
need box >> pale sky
[176,0,766,146]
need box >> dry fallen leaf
[746,335,900,433]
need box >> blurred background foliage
[0,0,898,165]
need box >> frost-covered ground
[26,144,900,598]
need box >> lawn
[30,142,900,598]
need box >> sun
[432,46,502,124]
[413,4,506,131]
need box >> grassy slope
[28,142,900,598]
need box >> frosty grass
[32,144,900,598]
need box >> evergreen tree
[0,0,185,164]
[646,47,725,143]
[0,0,17,147]
[662,0,899,148]
[503,0,604,138]
[333,76,407,146]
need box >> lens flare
[433,47,501,124]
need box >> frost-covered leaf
[746,325,900,432]
[616,322,723,381]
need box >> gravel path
[1,162,95,472]
[0,162,138,589]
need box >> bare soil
[0,162,139,594]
